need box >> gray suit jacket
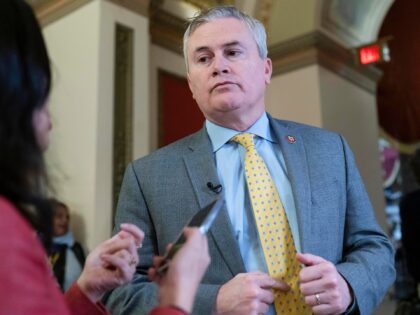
[104,116,395,315]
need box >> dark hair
[0,0,52,249]
[49,198,69,214]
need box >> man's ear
[264,58,273,85]
[187,73,196,100]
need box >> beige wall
[266,65,386,228]
[266,65,322,126]
[267,0,317,45]
[44,0,149,249]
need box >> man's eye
[198,56,209,63]
[228,50,241,56]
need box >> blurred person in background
[400,149,420,295]
[49,199,86,292]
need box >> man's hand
[297,253,353,315]
[215,272,289,315]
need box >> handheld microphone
[207,182,222,194]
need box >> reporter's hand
[148,227,210,313]
[297,253,352,315]
[77,223,144,303]
[214,272,290,315]
[118,223,145,248]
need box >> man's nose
[212,56,229,76]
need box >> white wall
[44,0,149,249]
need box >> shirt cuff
[342,296,358,314]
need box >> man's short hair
[183,6,268,70]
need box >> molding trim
[107,0,149,17]
[255,0,273,30]
[32,0,149,26]
[32,0,93,26]
[113,24,134,217]
[269,31,382,93]
[184,0,235,9]
[150,5,186,55]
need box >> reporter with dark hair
[0,1,209,315]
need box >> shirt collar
[205,112,275,152]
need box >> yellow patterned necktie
[232,133,311,315]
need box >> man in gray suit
[105,6,395,315]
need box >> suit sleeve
[103,163,221,315]
[104,162,160,315]
[335,136,395,315]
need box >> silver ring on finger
[315,293,321,305]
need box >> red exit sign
[359,45,381,64]
[355,38,391,65]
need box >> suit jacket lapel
[183,127,246,275]
[268,116,312,253]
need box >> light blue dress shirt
[206,112,302,315]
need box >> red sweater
[0,197,186,315]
